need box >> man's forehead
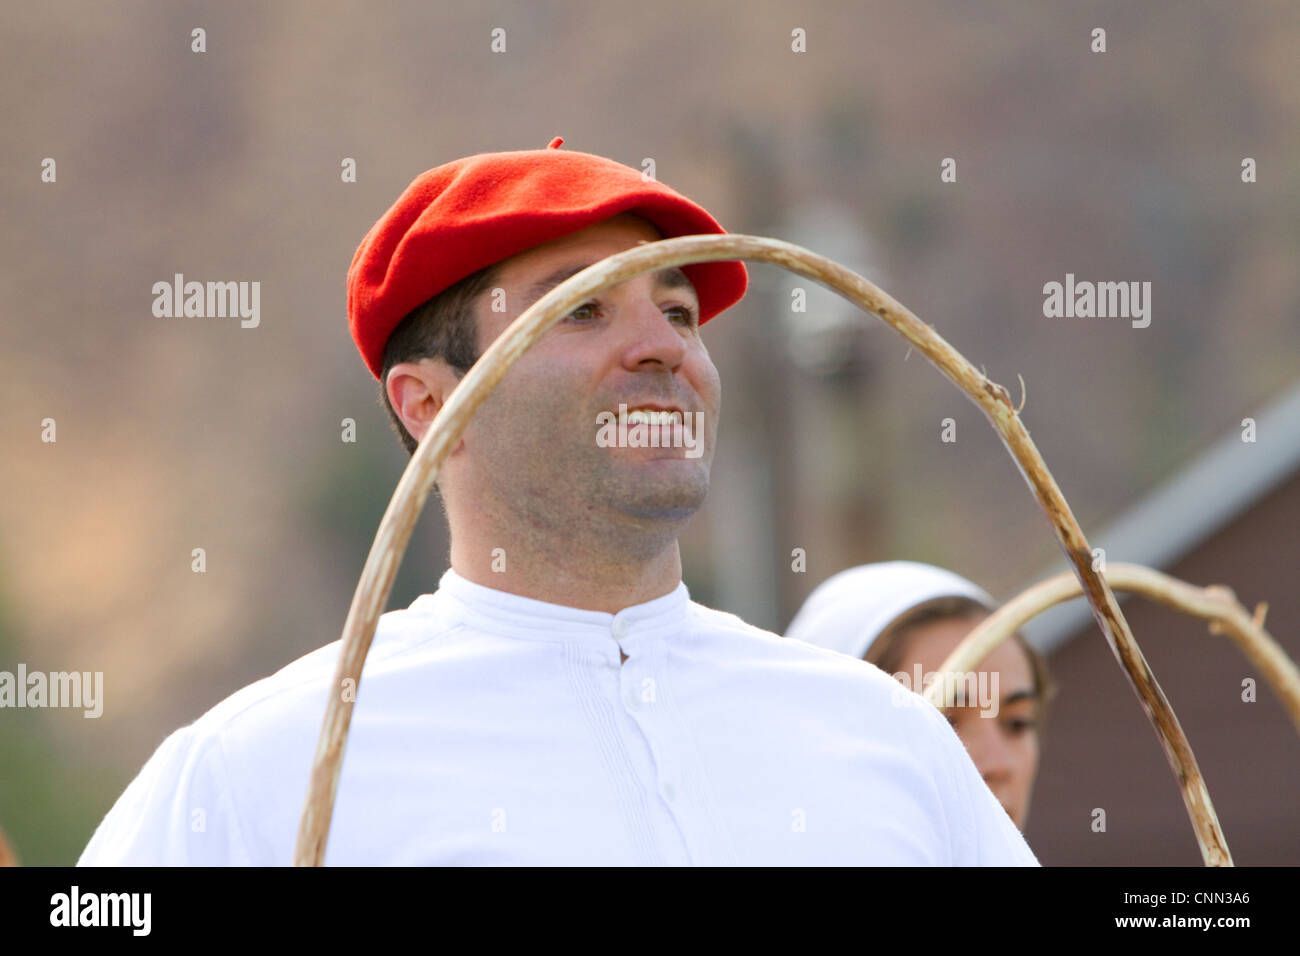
[500,215,653,271]
[518,262,697,310]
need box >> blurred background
[1,0,1296,865]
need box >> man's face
[452,212,722,543]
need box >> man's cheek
[704,374,723,443]
[697,355,722,415]
[493,371,581,444]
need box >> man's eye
[666,305,698,326]
[568,302,600,322]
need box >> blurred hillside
[1,0,1297,863]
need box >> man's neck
[448,534,684,615]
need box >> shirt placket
[613,615,721,866]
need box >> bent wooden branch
[294,234,1231,866]
[923,562,1300,737]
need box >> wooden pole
[923,562,1299,737]
[294,235,1231,866]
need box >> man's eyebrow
[522,264,696,309]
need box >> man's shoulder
[189,600,467,742]
[689,601,893,675]
[685,599,973,749]
[78,602,475,865]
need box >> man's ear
[386,358,465,450]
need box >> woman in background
[786,561,1054,830]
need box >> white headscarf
[785,561,995,661]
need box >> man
[79,139,1038,865]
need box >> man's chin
[607,467,710,522]
[619,490,708,522]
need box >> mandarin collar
[418,567,691,644]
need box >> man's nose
[617,291,688,371]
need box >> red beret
[347,137,749,380]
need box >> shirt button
[612,619,629,640]
[663,782,677,802]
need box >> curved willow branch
[293,234,1231,867]
[923,562,1300,736]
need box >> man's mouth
[623,407,684,426]
[596,403,705,458]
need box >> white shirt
[78,569,1039,866]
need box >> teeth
[625,409,682,426]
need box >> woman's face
[891,615,1041,829]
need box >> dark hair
[378,264,500,455]
[868,596,1057,730]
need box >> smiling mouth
[608,401,688,424]
[623,408,684,426]
[596,403,705,459]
